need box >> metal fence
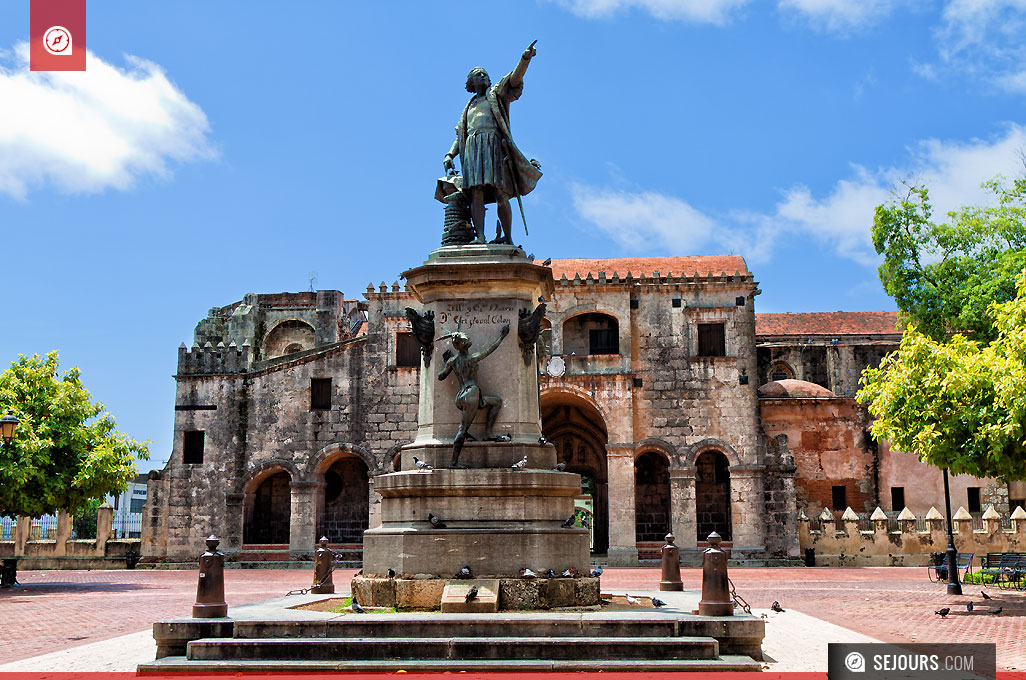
[0,516,14,541]
[111,511,142,539]
[0,512,143,540]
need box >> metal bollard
[697,531,733,616]
[192,535,228,618]
[659,533,683,591]
[311,536,335,594]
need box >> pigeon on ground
[387,568,395,579]
[981,591,992,600]
[465,586,479,602]
[991,606,1002,615]
[428,512,446,529]
[511,455,528,470]
[414,456,432,470]
[935,607,950,618]
[547,568,556,578]
[561,568,572,577]
[459,565,472,579]
[771,601,785,613]
[542,258,552,266]
[625,594,641,605]
[351,600,365,614]
[554,462,566,471]
[591,565,603,577]
[355,569,363,576]
[520,567,537,578]
[652,597,668,608]
[967,601,974,612]
[493,434,512,442]
[561,516,575,528]
[539,436,548,445]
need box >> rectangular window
[311,378,332,410]
[967,487,981,513]
[589,328,619,355]
[890,487,905,512]
[831,485,847,512]
[183,430,204,464]
[396,332,420,367]
[697,323,726,357]
[129,498,145,513]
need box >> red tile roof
[756,311,901,337]
[539,256,748,280]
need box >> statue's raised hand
[523,40,537,60]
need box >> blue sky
[2,1,1025,471]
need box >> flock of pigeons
[935,590,1003,617]
[412,456,571,472]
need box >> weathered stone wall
[801,506,1026,566]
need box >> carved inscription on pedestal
[437,301,514,329]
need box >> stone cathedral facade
[141,255,1017,567]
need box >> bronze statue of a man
[437,324,509,466]
[443,41,543,246]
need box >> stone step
[234,617,679,639]
[140,655,763,673]
[186,636,720,661]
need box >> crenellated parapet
[177,341,251,376]
[800,504,1026,566]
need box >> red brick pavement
[2,567,1024,670]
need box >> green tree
[0,352,148,518]
[858,272,1026,481]
[871,176,1026,343]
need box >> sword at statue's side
[503,141,529,237]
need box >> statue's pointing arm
[473,324,510,361]
[509,40,537,89]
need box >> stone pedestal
[360,246,591,600]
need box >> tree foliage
[0,352,148,518]
[871,176,1026,343]
[858,273,1026,481]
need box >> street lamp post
[942,468,962,596]
[0,414,19,589]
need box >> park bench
[926,552,974,582]
[981,552,1026,589]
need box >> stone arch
[262,318,316,359]
[307,442,380,478]
[634,438,677,465]
[241,461,296,545]
[634,449,671,543]
[561,310,620,356]
[694,449,732,541]
[680,438,743,469]
[540,388,609,554]
[540,385,613,433]
[768,360,795,382]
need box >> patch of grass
[328,596,353,613]
[963,571,1025,588]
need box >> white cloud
[0,43,213,200]
[554,0,750,23]
[777,0,903,32]
[933,0,1026,93]
[572,125,1026,266]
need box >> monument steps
[183,635,722,661]
[139,655,763,673]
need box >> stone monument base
[351,575,601,609]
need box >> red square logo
[31,0,87,71]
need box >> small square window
[890,487,905,512]
[967,487,981,513]
[630,299,639,310]
[633,377,643,387]
[831,485,847,512]
[311,378,332,410]
[735,296,746,306]
[396,332,420,367]
[672,298,682,308]
[183,430,204,464]
[697,323,726,357]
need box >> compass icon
[43,26,73,56]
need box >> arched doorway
[243,470,291,544]
[541,393,608,554]
[695,450,731,541]
[318,456,370,543]
[634,451,670,542]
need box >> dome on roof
[758,379,836,398]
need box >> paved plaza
[1,566,1024,673]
